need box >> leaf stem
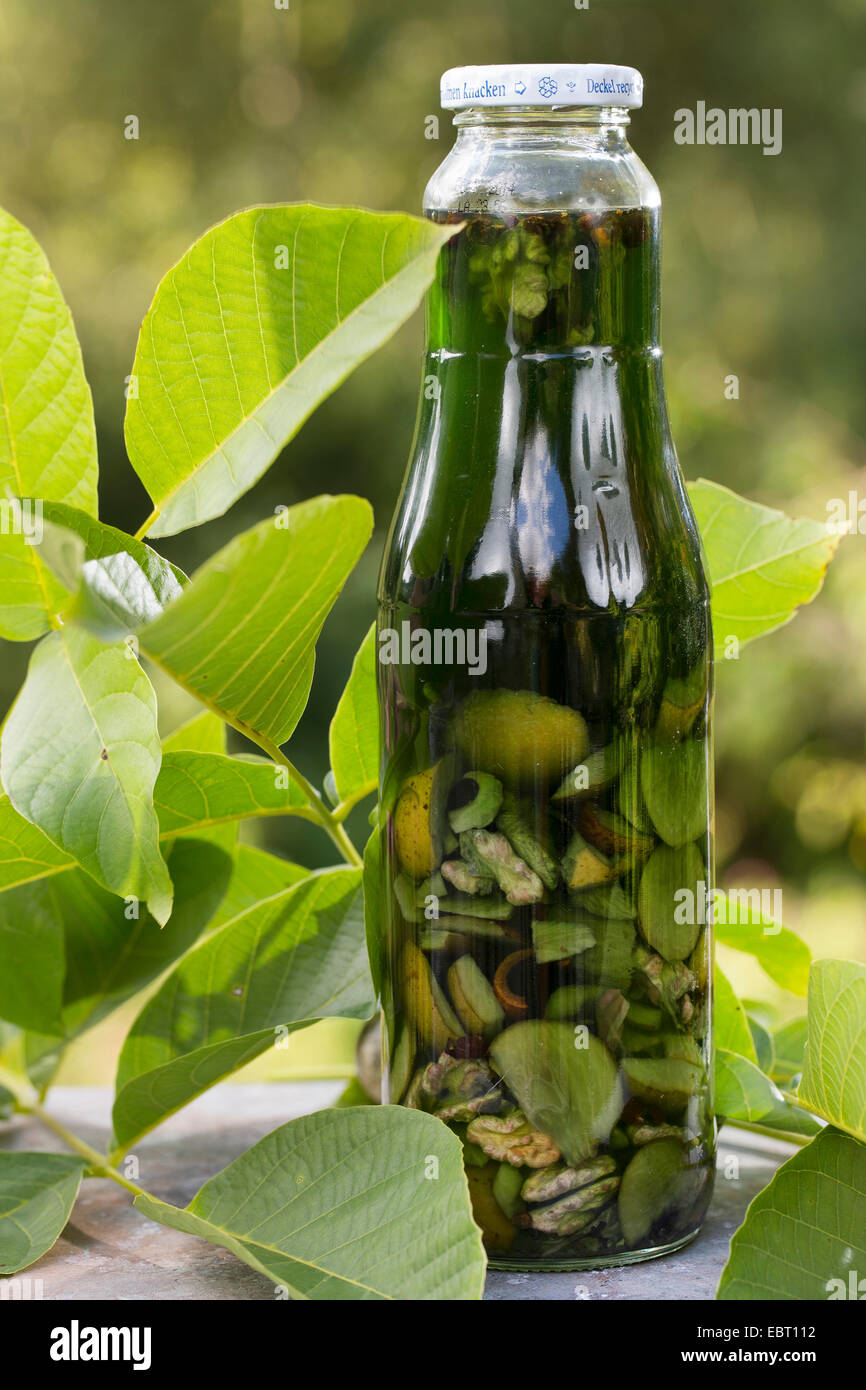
[141,650,364,868]
[333,780,377,823]
[723,1116,813,1149]
[0,1064,148,1197]
[134,507,160,542]
[255,734,362,867]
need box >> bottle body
[377,109,715,1268]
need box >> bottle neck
[424,110,661,354]
[451,104,632,139]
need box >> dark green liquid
[377,209,714,1268]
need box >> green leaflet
[0,1153,86,1274]
[0,627,172,924]
[135,1108,485,1299]
[36,501,185,639]
[154,751,310,833]
[714,1048,818,1137]
[0,749,311,904]
[747,1014,775,1074]
[113,866,374,1148]
[0,836,232,1040]
[58,837,232,1039]
[688,478,840,652]
[795,958,866,1142]
[161,710,227,755]
[205,845,309,931]
[771,1016,808,1085]
[125,205,458,536]
[0,208,98,641]
[717,1128,866,1299]
[329,622,378,803]
[714,965,758,1063]
[0,792,72,894]
[139,495,373,747]
[714,894,811,995]
[0,871,66,1033]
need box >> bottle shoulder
[379,438,709,617]
[424,132,660,219]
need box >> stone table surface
[3,1084,793,1301]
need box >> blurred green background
[1,0,864,1079]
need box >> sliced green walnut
[521,1154,617,1203]
[387,1025,415,1103]
[580,880,637,921]
[637,843,704,961]
[455,689,588,785]
[531,918,596,965]
[492,1162,527,1220]
[440,858,495,896]
[622,1057,704,1117]
[495,792,559,890]
[620,1024,666,1057]
[414,870,447,903]
[580,918,636,990]
[403,1067,426,1109]
[577,804,655,862]
[393,759,455,878]
[579,1199,623,1248]
[517,1174,621,1235]
[448,955,505,1040]
[617,757,652,834]
[552,743,619,803]
[655,665,707,742]
[418,917,517,952]
[595,988,630,1050]
[489,1022,623,1166]
[545,984,602,1021]
[466,1162,516,1250]
[466,1111,562,1168]
[640,739,708,848]
[447,770,503,833]
[493,949,533,1020]
[626,1122,689,1147]
[618,1138,689,1245]
[562,829,619,892]
[460,827,545,905]
[420,1053,503,1121]
[663,1032,704,1066]
[688,927,709,992]
[608,1124,630,1152]
[626,1000,663,1032]
[455,1126,490,1168]
[652,967,699,1032]
[633,943,697,1017]
[438,888,514,918]
[393,872,423,923]
[679,993,701,1030]
[401,942,462,1051]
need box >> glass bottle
[376,64,715,1270]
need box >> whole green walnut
[455,689,588,786]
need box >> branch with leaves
[0,202,853,1300]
